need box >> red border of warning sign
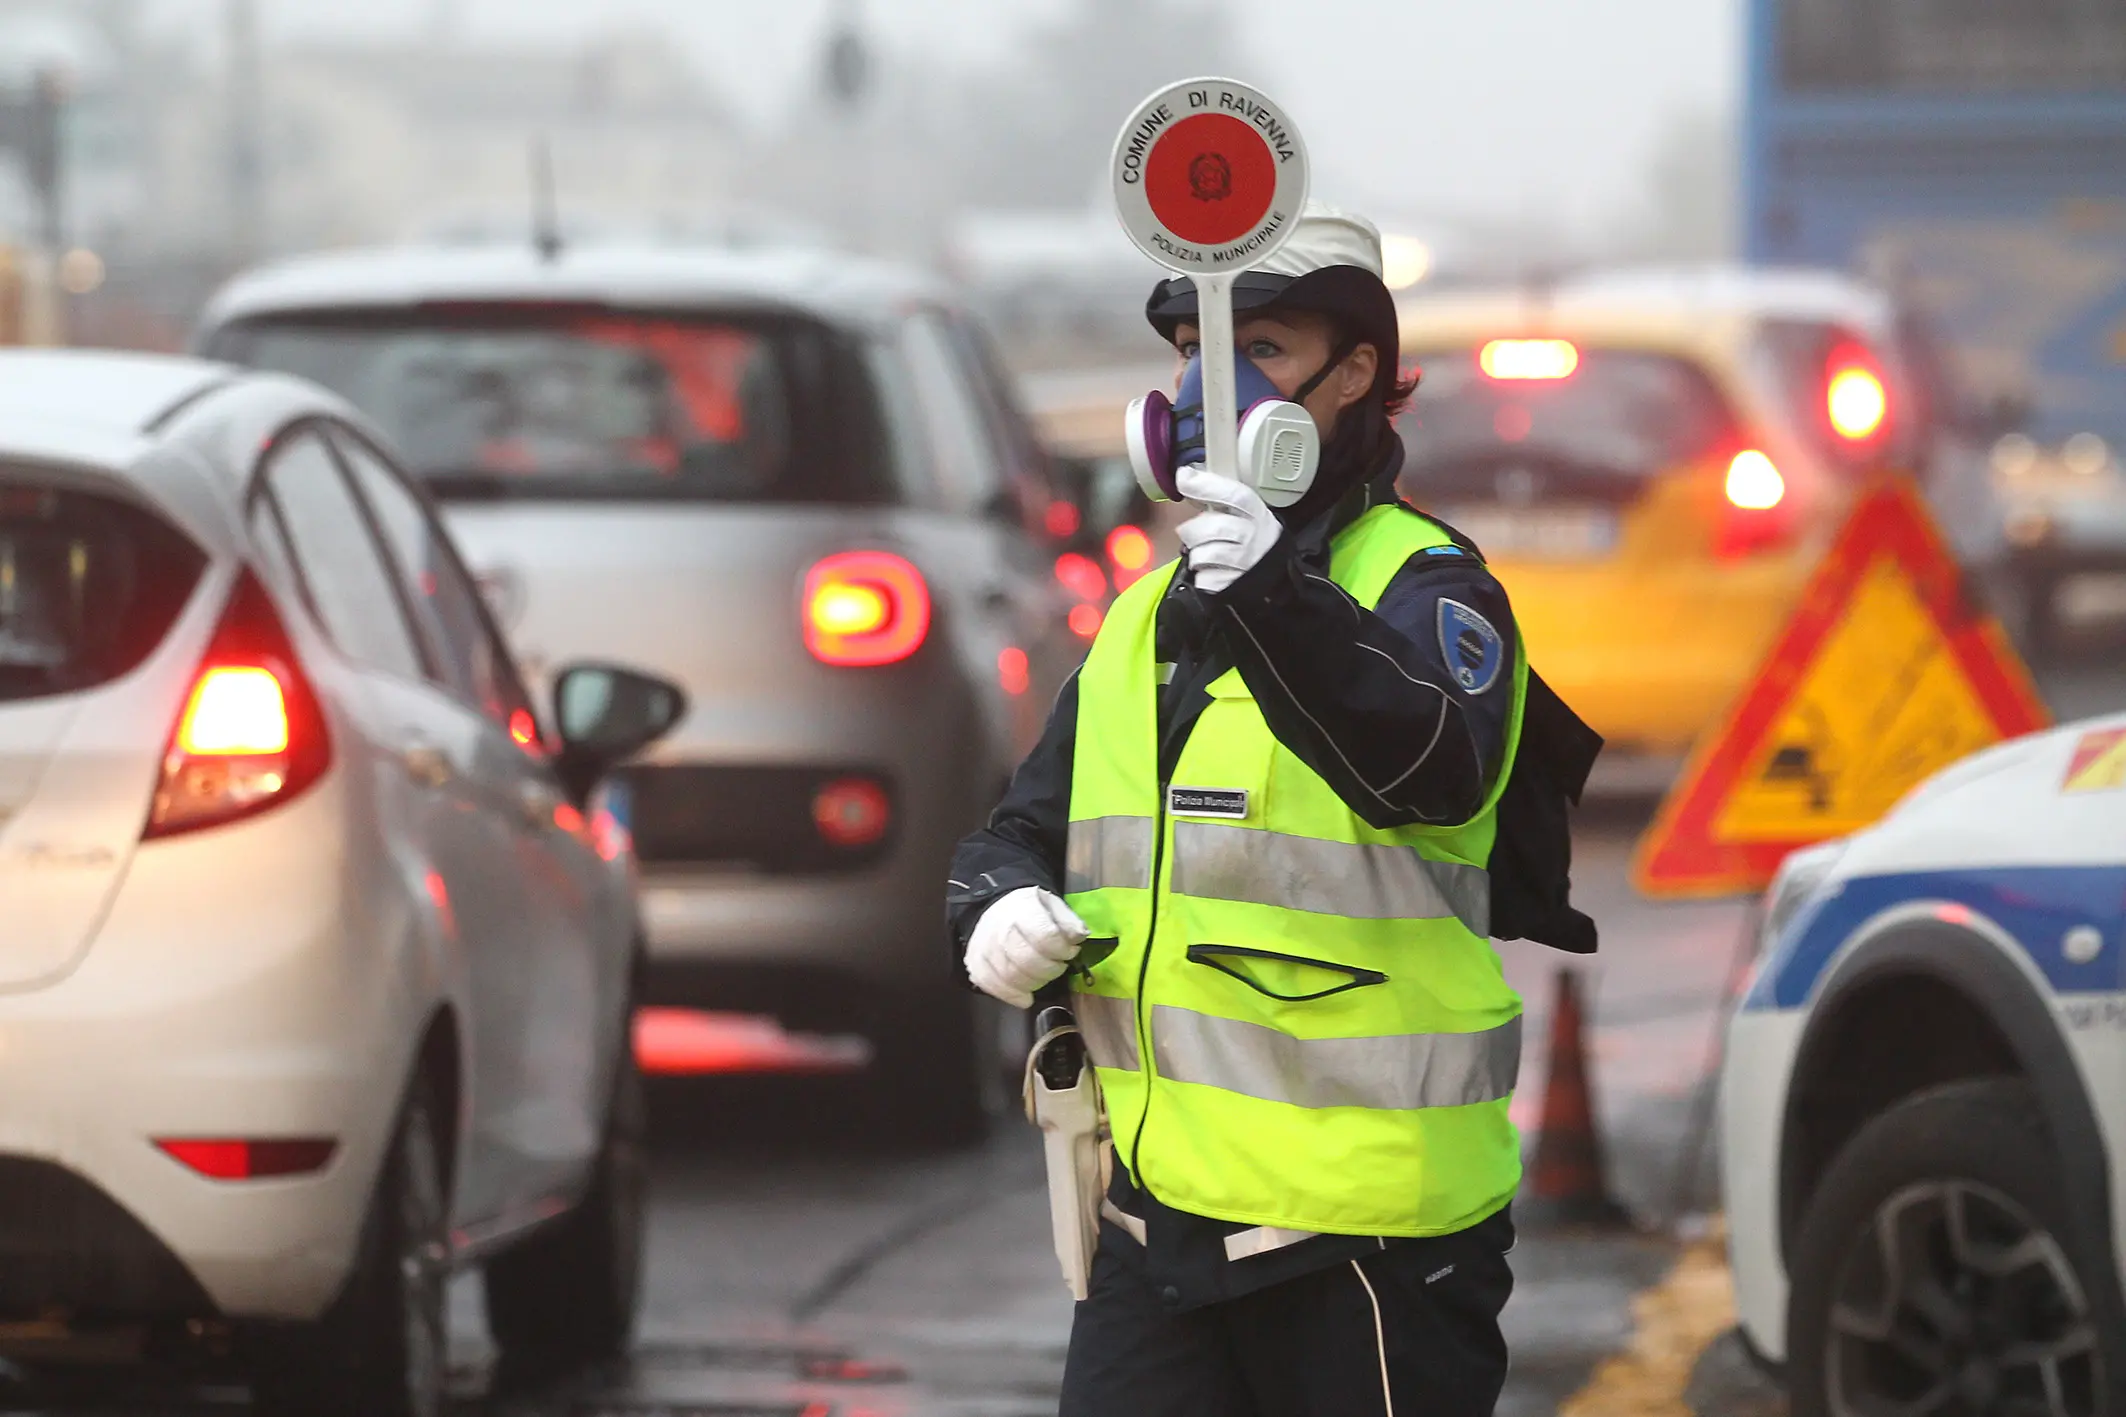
[1632,477,2051,899]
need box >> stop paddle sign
[1111,77,1309,275]
[1111,78,1310,491]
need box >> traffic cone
[1522,968,1634,1228]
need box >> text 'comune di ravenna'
[1187,88,1298,164]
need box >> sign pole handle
[1197,270,1240,488]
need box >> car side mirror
[550,662,687,803]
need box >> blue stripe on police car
[1747,864,2126,1011]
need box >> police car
[1722,713,2126,1414]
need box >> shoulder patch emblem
[1437,598,1504,695]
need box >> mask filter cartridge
[1125,348,1321,508]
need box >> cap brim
[1147,265,1396,349]
[1145,271,1297,338]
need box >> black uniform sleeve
[944,670,1079,970]
[1211,535,1517,830]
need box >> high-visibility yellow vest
[1065,503,1527,1241]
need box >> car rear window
[207,309,899,505]
[1400,346,1741,490]
[0,479,206,703]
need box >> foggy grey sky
[143,0,1738,240]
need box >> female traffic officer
[946,202,1598,1417]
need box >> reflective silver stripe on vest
[1065,815,1156,894]
[1170,820,1491,937]
[1223,1224,1319,1262]
[1075,991,1142,1073]
[1151,1004,1521,1110]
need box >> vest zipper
[1126,773,1170,1181]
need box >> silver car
[197,244,1080,1141]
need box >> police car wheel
[1788,1078,2118,1417]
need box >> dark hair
[1325,348,1420,479]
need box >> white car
[0,350,682,1416]
[1721,713,2126,1415]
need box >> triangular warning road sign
[1633,477,2050,899]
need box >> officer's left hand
[1176,465,1281,595]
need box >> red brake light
[1105,525,1154,591]
[146,572,331,840]
[1826,363,1888,442]
[998,646,1030,696]
[1717,450,1794,559]
[154,1137,337,1180]
[1068,603,1103,640]
[1054,552,1108,602]
[177,667,289,756]
[812,776,893,848]
[803,551,931,667]
[1724,450,1785,510]
[1480,338,1579,381]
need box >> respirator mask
[1125,345,1344,509]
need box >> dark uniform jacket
[946,445,1596,1310]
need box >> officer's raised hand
[964,886,1089,1008]
[1175,465,1281,594]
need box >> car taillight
[1068,603,1103,639]
[1826,361,1888,443]
[1054,552,1107,602]
[177,667,289,755]
[802,551,931,667]
[1724,450,1785,510]
[998,646,1030,696]
[1480,338,1578,381]
[812,776,892,848]
[1717,450,1793,559]
[154,1137,337,1180]
[145,571,331,840]
[1106,524,1154,590]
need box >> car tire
[483,1047,647,1376]
[1788,1078,2125,1417]
[251,1071,451,1417]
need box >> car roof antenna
[530,135,564,264]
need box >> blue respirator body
[1124,349,1322,508]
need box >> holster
[1023,1002,1107,1301]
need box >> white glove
[965,887,1089,1009]
[1175,464,1282,595]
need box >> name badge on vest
[1169,787,1248,819]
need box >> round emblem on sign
[1112,77,1308,275]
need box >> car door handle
[401,744,454,788]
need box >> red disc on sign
[1143,113,1278,246]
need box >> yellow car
[1395,267,1952,762]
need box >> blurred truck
[1747,0,2126,652]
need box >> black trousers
[1059,1225,1515,1417]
